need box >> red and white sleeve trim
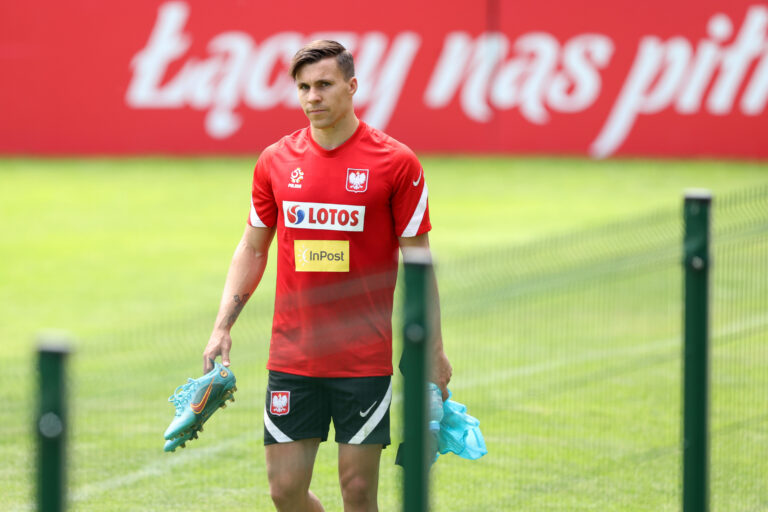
[400,183,429,238]
[249,202,267,228]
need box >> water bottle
[427,382,444,456]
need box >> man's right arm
[202,224,275,373]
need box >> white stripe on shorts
[264,407,293,443]
[348,380,392,444]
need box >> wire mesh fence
[19,183,768,511]
[428,183,767,511]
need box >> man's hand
[203,330,232,373]
[431,349,452,401]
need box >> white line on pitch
[69,430,261,504]
[449,313,768,392]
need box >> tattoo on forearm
[226,293,250,328]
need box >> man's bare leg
[266,438,325,511]
[338,443,383,512]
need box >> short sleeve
[391,149,431,238]
[248,152,278,228]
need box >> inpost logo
[283,201,364,232]
[294,240,349,272]
[305,250,345,262]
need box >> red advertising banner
[1,0,767,158]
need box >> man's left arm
[399,232,453,400]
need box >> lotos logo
[287,204,306,225]
[283,201,365,232]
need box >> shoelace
[168,378,197,415]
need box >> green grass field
[1,156,767,511]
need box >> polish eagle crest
[346,168,369,193]
[270,391,290,415]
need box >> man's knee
[265,439,320,509]
[340,473,377,508]
[269,474,306,507]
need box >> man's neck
[310,114,360,150]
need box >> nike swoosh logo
[359,401,378,417]
[191,380,214,414]
[412,169,423,187]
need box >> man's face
[295,57,357,130]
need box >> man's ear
[348,77,358,96]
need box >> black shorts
[263,370,391,446]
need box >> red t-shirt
[249,121,431,377]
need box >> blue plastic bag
[435,390,487,461]
[394,388,487,467]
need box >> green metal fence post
[683,190,711,512]
[402,249,433,512]
[37,337,71,512]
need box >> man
[202,40,452,512]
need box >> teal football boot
[164,427,199,453]
[163,362,236,451]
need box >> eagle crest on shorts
[270,391,290,416]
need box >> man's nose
[307,87,321,102]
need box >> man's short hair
[290,40,355,81]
